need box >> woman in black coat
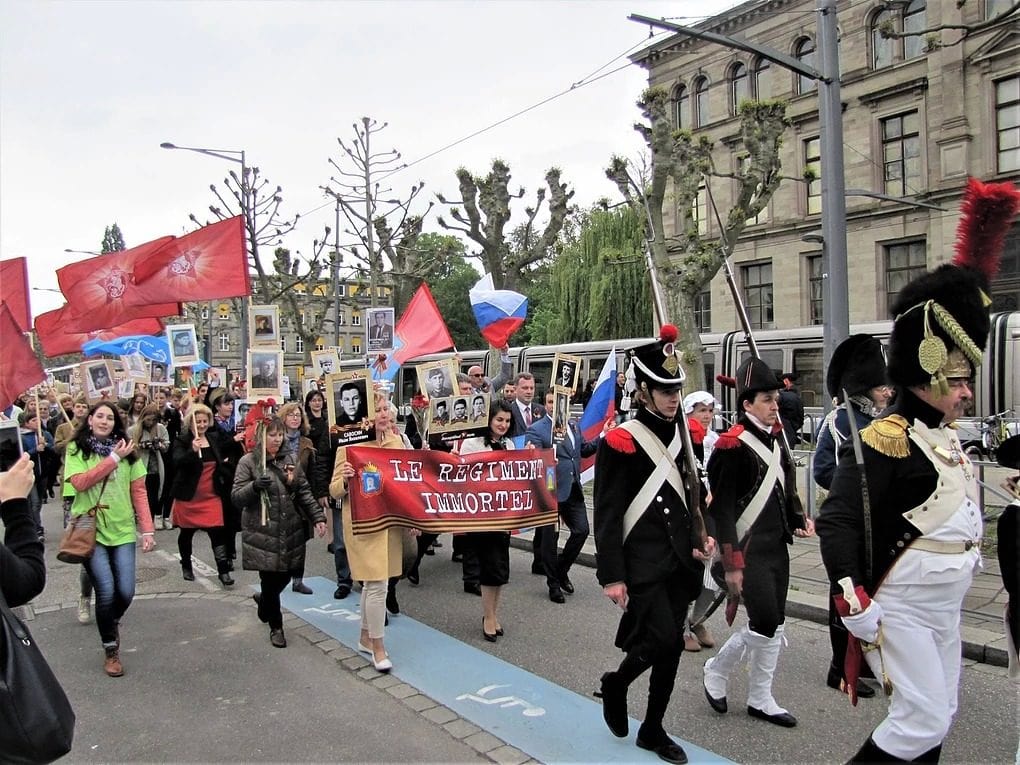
[0,455,45,607]
[232,416,326,648]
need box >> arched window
[674,84,691,129]
[694,76,711,127]
[730,62,749,114]
[871,10,895,69]
[754,58,771,100]
[794,38,816,94]
[903,0,926,60]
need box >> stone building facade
[634,0,1019,335]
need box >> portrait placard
[325,369,375,446]
[205,367,226,389]
[247,350,284,401]
[249,305,280,348]
[174,366,197,391]
[428,394,488,442]
[311,349,341,377]
[80,359,116,403]
[120,353,149,381]
[553,353,582,393]
[149,359,171,386]
[416,359,457,400]
[551,386,572,444]
[365,307,395,354]
[167,324,200,367]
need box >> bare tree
[435,159,575,291]
[606,87,789,390]
[323,117,432,310]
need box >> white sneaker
[77,596,91,624]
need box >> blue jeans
[331,504,352,587]
[85,542,136,645]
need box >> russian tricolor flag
[469,273,527,348]
[579,348,617,483]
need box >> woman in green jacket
[65,402,156,677]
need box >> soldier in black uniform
[593,325,712,765]
[817,177,1018,762]
[701,357,813,728]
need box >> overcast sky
[1,0,742,320]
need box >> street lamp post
[160,142,250,380]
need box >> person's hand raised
[113,439,135,459]
[0,454,35,502]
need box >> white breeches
[868,572,972,759]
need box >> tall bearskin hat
[627,324,686,392]
[887,178,1020,395]
[735,356,780,405]
[827,334,887,402]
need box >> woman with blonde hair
[170,403,235,586]
[329,394,406,672]
[277,401,327,594]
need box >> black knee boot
[640,654,681,738]
[213,545,234,586]
[595,652,651,738]
[848,736,907,764]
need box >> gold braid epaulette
[860,414,911,458]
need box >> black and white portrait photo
[311,349,341,377]
[249,305,280,348]
[553,353,581,393]
[248,350,283,397]
[417,359,456,400]
[366,308,395,353]
[81,360,115,402]
[325,369,374,446]
[168,324,200,367]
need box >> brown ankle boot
[104,646,124,677]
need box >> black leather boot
[213,545,234,586]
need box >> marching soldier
[593,325,712,765]
[701,357,814,728]
[817,177,1019,762]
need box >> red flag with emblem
[0,303,46,410]
[55,238,180,332]
[34,304,166,358]
[0,257,31,332]
[130,216,250,303]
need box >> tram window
[792,349,823,408]
[738,349,783,372]
[527,361,553,394]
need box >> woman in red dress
[170,403,236,586]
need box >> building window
[295,336,304,354]
[315,338,325,352]
[997,76,1019,174]
[694,288,711,333]
[871,9,895,69]
[794,38,816,95]
[352,313,362,327]
[694,76,710,127]
[200,306,209,320]
[902,1,926,60]
[804,137,822,215]
[218,333,230,352]
[992,224,1019,312]
[674,84,691,130]
[742,263,773,329]
[881,111,921,196]
[280,338,287,353]
[807,255,824,326]
[351,341,361,355]
[738,155,768,224]
[337,284,346,297]
[753,58,770,100]
[692,182,708,235]
[337,313,346,326]
[987,0,1013,18]
[218,303,230,319]
[294,283,306,296]
[885,240,927,316]
[729,62,749,115]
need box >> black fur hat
[827,334,887,401]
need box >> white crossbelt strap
[735,431,784,539]
[621,420,684,542]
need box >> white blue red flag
[469,273,527,348]
[579,348,617,483]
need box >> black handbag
[0,589,76,763]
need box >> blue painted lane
[279,577,732,764]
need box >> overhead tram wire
[291,33,672,223]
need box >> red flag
[34,305,165,358]
[0,257,31,332]
[0,303,46,410]
[131,217,251,303]
[55,238,180,332]
[373,284,454,382]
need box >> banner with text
[346,446,559,534]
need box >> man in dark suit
[526,389,602,603]
[368,311,393,348]
[508,372,544,438]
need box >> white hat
[683,391,716,415]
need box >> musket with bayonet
[636,196,709,553]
